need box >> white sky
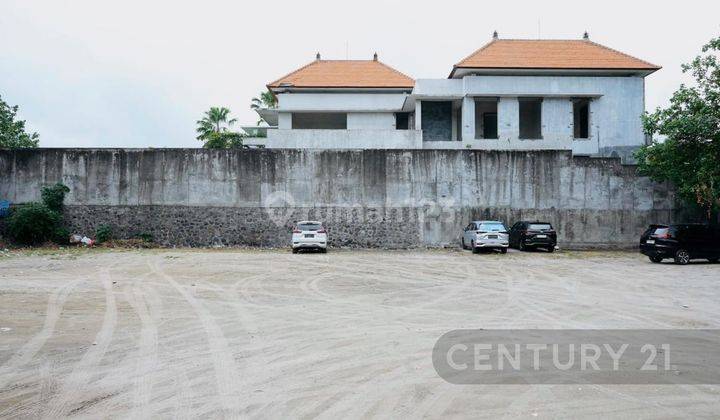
[1,0,718,148]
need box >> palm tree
[196,107,237,141]
[250,91,277,110]
[250,91,277,126]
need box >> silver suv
[461,220,509,254]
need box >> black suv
[509,221,557,252]
[640,223,720,264]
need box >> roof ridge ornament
[373,52,378,61]
[316,52,321,60]
[492,30,499,40]
[583,31,590,40]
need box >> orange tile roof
[268,59,414,89]
[453,39,660,73]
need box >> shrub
[7,203,61,245]
[41,183,70,213]
[95,225,113,243]
[53,226,70,245]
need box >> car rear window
[528,223,552,230]
[298,223,322,231]
[478,223,506,232]
[653,227,669,236]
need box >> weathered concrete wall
[347,113,396,130]
[276,92,407,112]
[0,148,676,248]
[267,129,422,149]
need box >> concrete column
[497,98,519,141]
[278,112,292,129]
[541,98,573,142]
[414,100,422,131]
[461,96,475,141]
[451,107,458,141]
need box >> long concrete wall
[0,148,676,248]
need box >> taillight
[317,229,326,234]
[656,232,671,239]
[292,229,301,234]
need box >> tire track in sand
[42,269,117,419]
[150,259,243,418]
[0,278,83,390]
[123,282,161,418]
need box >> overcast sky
[1,0,718,148]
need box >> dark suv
[640,223,720,264]
[509,221,557,252]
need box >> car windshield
[298,223,322,231]
[528,223,552,230]
[478,223,506,232]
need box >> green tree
[250,90,277,125]
[250,90,277,110]
[0,95,39,149]
[195,107,245,148]
[7,203,61,245]
[202,131,245,149]
[196,107,237,139]
[636,36,720,221]
[7,182,70,245]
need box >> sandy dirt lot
[0,248,719,418]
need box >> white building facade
[248,34,660,162]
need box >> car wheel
[708,258,719,264]
[674,249,690,265]
[649,256,663,263]
[292,248,298,254]
[471,241,479,254]
[519,241,525,251]
[500,248,507,254]
[547,246,555,253]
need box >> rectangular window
[528,223,552,231]
[297,222,322,231]
[291,113,347,129]
[395,112,409,130]
[421,101,452,141]
[456,107,462,141]
[477,222,507,232]
[483,113,498,139]
[518,98,542,139]
[474,99,498,139]
[573,98,590,139]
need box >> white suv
[291,221,328,253]
[462,220,509,253]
